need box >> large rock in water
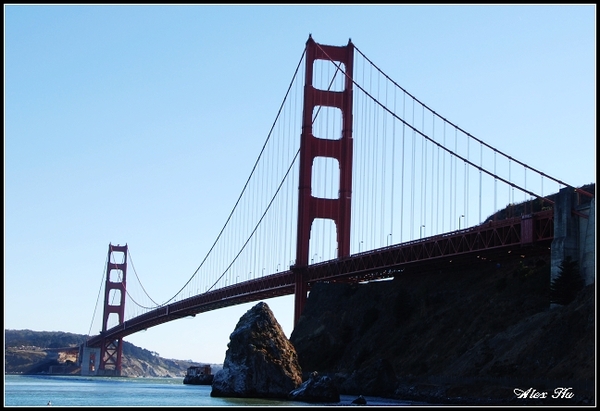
[210,302,303,399]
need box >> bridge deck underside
[86,211,553,347]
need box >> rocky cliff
[289,255,595,405]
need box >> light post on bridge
[459,215,464,230]
[420,225,425,239]
[388,233,392,246]
[359,241,363,253]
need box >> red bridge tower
[294,36,354,324]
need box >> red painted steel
[294,36,354,325]
[97,243,127,376]
[86,210,555,347]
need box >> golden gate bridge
[78,35,594,376]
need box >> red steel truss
[86,210,553,346]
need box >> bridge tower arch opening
[294,35,354,325]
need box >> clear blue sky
[4,5,595,365]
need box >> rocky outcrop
[351,395,367,405]
[210,302,303,399]
[288,371,340,403]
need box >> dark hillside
[290,254,595,405]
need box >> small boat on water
[183,365,214,385]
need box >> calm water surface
[4,375,414,407]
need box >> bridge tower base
[80,346,101,376]
[579,197,595,285]
[550,187,595,306]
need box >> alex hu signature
[513,387,574,399]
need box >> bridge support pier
[80,346,101,376]
[579,197,595,285]
[551,187,595,292]
[293,267,308,325]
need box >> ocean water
[4,375,414,407]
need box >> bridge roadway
[85,209,553,348]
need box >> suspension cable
[125,248,160,307]
[87,252,109,337]
[326,56,558,205]
[149,46,308,307]
[353,45,593,199]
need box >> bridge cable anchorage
[353,45,594,200]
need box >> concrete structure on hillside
[79,346,101,376]
[551,187,595,286]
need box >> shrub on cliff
[550,257,584,305]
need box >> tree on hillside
[550,257,584,305]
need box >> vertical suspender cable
[524,167,527,204]
[454,128,458,229]
[442,122,446,232]
[449,126,453,230]
[88,253,110,337]
[360,57,367,251]
[411,98,415,239]
[400,92,406,243]
[370,63,376,247]
[479,142,482,224]
[381,73,387,247]
[464,160,468,226]
[431,114,436,234]
[421,105,426,236]
[494,150,497,220]
[509,159,513,205]
[390,84,396,244]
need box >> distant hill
[4,329,221,378]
